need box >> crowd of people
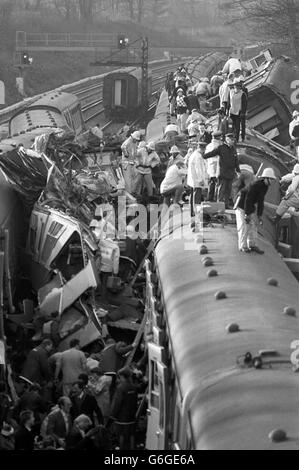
[0,337,148,451]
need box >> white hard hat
[260,168,276,179]
[131,131,141,141]
[146,141,156,151]
[170,145,180,154]
[293,110,299,118]
[240,164,254,175]
[238,75,245,82]
[177,88,184,93]
[293,164,299,174]
[233,77,242,85]
[203,77,210,83]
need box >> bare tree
[222,0,299,60]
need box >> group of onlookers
[0,336,146,450]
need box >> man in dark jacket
[244,167,277,254]
[70,381,103,426]
[204,134,240,208]
[14,410,35,450]
[45,396,72,448]
[185,90,200,113]
[110,367,138,450]
[21,339,53,387]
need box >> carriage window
[51,232,84,281]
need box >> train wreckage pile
[0,127,147,357]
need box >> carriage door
[146,343,168,450]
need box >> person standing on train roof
[185,90,200,113]
[243,167,277,254]
[273,164,299,225]
[233,165,256,253]
[228,78,248,142]
[198,121,212,145]
[176,89,188,134]
[121,131,141,194]
[160,155,187,207]
[205,131,222,202]
[289,110,299,160]
[204,133,240,209]
[222,55,242,75]
[219,73,235,114]
[134,141,160,199]
[187,142,209,217]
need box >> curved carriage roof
[155,215,299,449]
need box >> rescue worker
[219,73,234,114]
[228,78,248,142]
[204,133,240,209]
[273,164,299,224]
[187,142,208,217]
[243,168,277,254]
[121,131,141,193]
[289,110,299,160]
[233,165,256,252]
[186,109,206,128]
[222,55,242,75]
[168,145,183,167]
[176,89,188,133]
[160,155,187,207]
[187,117,199,138]
[205,131,222,202]
[134,141,160,198]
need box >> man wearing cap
[121,131,141,193]
[134,141,160,198]
[204,134,240,208]
[164,123,179,142]
[243,168,277,254]
[187,142,208,217]
[228,78,248,142]
[160,155,187,206]
[168,145,183,167]
[205,131,222,201]
[289,111,299,160]
[273,164,299,225]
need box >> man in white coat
[187,142,208,217]
[205,131,221,202]
[121,131,141,193]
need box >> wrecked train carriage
[26,205,104,351]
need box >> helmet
[260,168,276,179]
[170,145,180,154]
[203,77,210,83]
[177,88,184,93]
[293,110,299,118]
[146,141,156,151]
[131,131,141,141]
[238,75,245,82]
[240,164,254,174]
[293,164,299,174]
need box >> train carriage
[9,91,85,139]
[145,211,299,450]
[103,67,152,120]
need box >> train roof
[25,90,79,110]
[155,214,299,449]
